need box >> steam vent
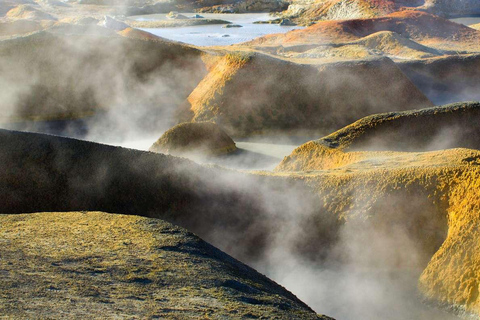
[2,0,480,319]
[149,122,237,156]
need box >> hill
[0,211,327,319]
[276,102,480,171]
[398,54,480,104]
[0,23,206,137]
[150,122,237,156]
[421,0,480,18]
[2,129,480,317]
[6,4,57,21]
[186,52,432,136]
[246,11,480,54]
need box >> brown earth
[0,211,328,319]
[150,121,237,156]
[421,0,480,18]
[0,19,53,37]
[276,102,480,171]
[245,10,480,53]
[185,51,432,136]
[398,54,480,104]
[0,23,206,136]
[281,0,417,26]
[2,128,480,317]
[6,4,57,21]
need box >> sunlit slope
[282,0,410,25]
[0,211,327,319]
[419,169,480,315]
[246,11,480,53]
[186,52,432,136]
[277,101,480,171]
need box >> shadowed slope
[398,55,480,104]
[0,24,206,137]
[150,122,236,156]
[0,211,326,319]
[276,102,480,171]
[186,52,432,136]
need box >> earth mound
[282,0,403,25]
[186,52,432,136]
[0,211,327,319]
[276,101,480,171]
[291,30,441,60]
[6,4,57,21]
[422,0,480,17]
[0,23,206,136]
[0,19,52,37]
[398,54,480,104]
[246,10,480,53]
[149,122,237,156]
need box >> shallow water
[450,16,480,26]
[131,13,302,46]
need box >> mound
[6,4,57,21]
[354,30,441,59]
[118,26,163,40]
[186,52,432,136]
[149,122,237,156]
[246,10,480,53]
[398,54,480,104]
[58,16,100,26]
[282,0,401,25]
[472,23,480,31]
[0,19,52,37]
[276,102,480,171]
[422,0,480,18]
[0,211,326,319]
[0,24,206,136]
[291,30,441,60]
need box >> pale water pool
[130,13,302,46]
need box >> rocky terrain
[149,121,237,156]
[0,211,327,319]
[2,0,480,318]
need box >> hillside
[186,52,432,136]
[398,55,480,104]
[245,11,480,54]
[1,128,480,317]
[422,0,480,17]
[0,211,326,319]
[149,122,237,156]
[0,23,206,137]
[276,102,480,171]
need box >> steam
[0,14,467,320]
[0,24,206,144]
